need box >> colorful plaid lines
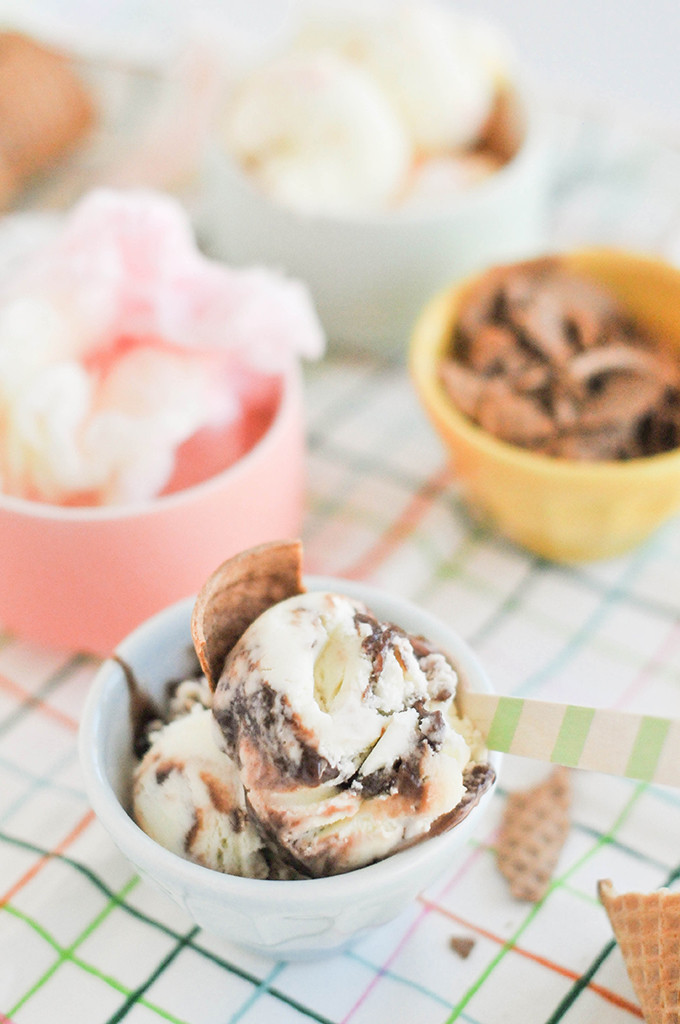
[3,106,680,1023]
[1,350,680,1023]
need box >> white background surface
[454,0,680,132]
[224,0,680,135]
[2,0,679,133]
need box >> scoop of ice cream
[223,50,411,215]
[0,189,324,504]
[293,2,500,154]
[212,590,491,877]
[221,1,515,216]
[133,706,274,878]
[439,258,680,459]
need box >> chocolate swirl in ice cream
[133,542,494,879]
[211,590,493,877]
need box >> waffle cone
[191,540,304,689]
[0,33,93,205]
[496,767,572,901]
[598,880,680,1024]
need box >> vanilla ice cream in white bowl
[79,550,500,960]
[199,0,550,354]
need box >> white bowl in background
[198,85,550,355]
[79,574,500,959]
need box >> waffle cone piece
[496,767,572,901]
[598,879,680,1024]
[191,539,304,689]
[0,33,94,206]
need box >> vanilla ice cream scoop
[133,706,277,879]
[212,590,493,877]
[294,2,500,154]
[223,50,410,215]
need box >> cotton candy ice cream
[211,591,493,877]
[0,189,324,505]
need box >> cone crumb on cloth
[496,766,572,901]
[599,879,680,1024]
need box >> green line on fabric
[3,902,204,1024]
[626,715,671,782]
[443,780,647,1022]
[515,542,659,699]
[105,925,200,1024]
[551,705,595,767]
[543,940,617,1024]
[7,874,141,1017]
[3,904,61,952]
[487,697,524,752]
[0,831,335,1024]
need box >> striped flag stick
[459,691,680,787]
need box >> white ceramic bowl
[79,575,500,960]
[198,85,549,355]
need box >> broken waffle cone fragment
[598,879,680,1024]
[191,540,304,689]
[0,33,94,206]
[496,767,572,902]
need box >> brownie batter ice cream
[212,590,490,877]
[131,543,494,879]
[439,257,680,460]
[134,705,274,878]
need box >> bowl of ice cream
[410,249,680,561]
[199,0,549,354]
[79,541,499,959]
[0,190,324,652]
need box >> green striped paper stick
[459,691,679,787]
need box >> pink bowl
[0,365,305,654]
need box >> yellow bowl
[409,248,680,562]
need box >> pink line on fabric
[341,464,453,581]
[339,842,488,1024]
[615,619,680,710]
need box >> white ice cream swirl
[212,590,493,876]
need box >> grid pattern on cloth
[2,106,680,1024]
